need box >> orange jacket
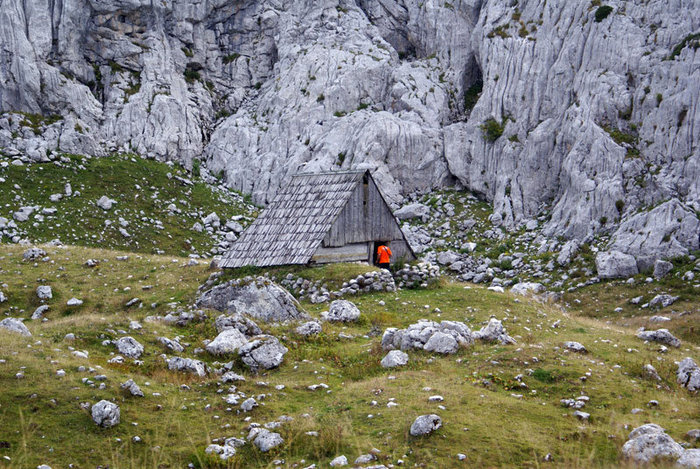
[377,245,392,264]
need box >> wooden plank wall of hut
[323,177,403,247]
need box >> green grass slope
[0,245,698,468]
[0,153,256,256]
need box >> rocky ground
[1,152,699,468]
[1,240,699,468]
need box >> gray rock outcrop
[238,335,288,371]
[296,321,322,337]
[120,379,144,397]
[677,358,700,392]
[382,320,473,353]
[1,0,698,265]
[115,336,144,358]
[595,251,639,279]
[248,427,284,452]
[322,300,361,323]
[197,278,305,323]
[214,313,262,336]
[636,329,681,348]
[0,318,32,337]
[381,350,409,368]
[167,357,207,376]
[92,400,120,428]
[621,424,684,464]
[410,414,442,437]
[473,318,515,345]
[206,329,249,356]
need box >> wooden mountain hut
[219,170,416,268]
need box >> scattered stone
[23,248,46,260]
[649,294,679,309]
[214,313,262,336]
[248,428,284,452]
[563,341,587,353]
[677,358,700,391]
[36,285,52,300]
[167,357,207,376]
[510,282,545,296]
[473,318,515,345]
[643,364,661,381]
[323,300,361,322]
[241,397,258,412]
[653,260,674,279]
[574,411,590,421]
[686,430,700,442]
[238,335,288,371]
[410,414,442,436]
[157,336,184,353]
[67,298,83,306]
[97,196,117,210]
[206,328,249,355]
[92,400,120,427]
[636,329,681,348]
[296,321,322,336]
[381,350,409,368]
[423,331,459,354]
[31,305,49,320]
[120,379,144,397]
[329,455,348,466]
[115,336,144,358]
[0,318,31,337]
[394,203,430,220]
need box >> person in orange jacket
[376,242,392,269]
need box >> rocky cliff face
[1,0,698,261]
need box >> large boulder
[238,335,288,371]
[23,248,46,261]
[409,414,442,436]
[677,358,700,392]
[394,203,430,220]
[36,285,52,300]
[92,400,120,428]
[381,350,409,368]
[621,424,684,464]
[322,300,361,322]
[473,318,516,345]
[636,329,681,348]
[248,428,284,452]
[653,260,674,279]
[197,278,306,323]
[114,336,144,358]
[382,320,473,353]
[206,329,249,355]
[510,282,545,296]
[0,318,31,337]
[167,357,207,376]
[595,251,639,279]
[678,449,700,468]
[609,199,700,271]
[296,321,322,337]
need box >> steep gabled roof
[219,170,368,268]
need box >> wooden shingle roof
[219,170,368,268]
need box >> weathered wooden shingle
[219,170,367,268]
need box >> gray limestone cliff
[1,0,698,261]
